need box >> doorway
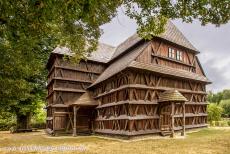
[159,103,171,131]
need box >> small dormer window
[168,48,175,59]
[176,50,183,61]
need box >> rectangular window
[176,50,183,61]
[168,48,175,59]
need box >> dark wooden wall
[93,39,208,136]
[46,37,208,136]
[136,38,204,75]
[46,55,106,132]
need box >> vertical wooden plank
[181,102,186,136]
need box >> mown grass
[0,127,230,154]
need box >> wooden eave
[46,88,86,99]
[95,101,207,109]
[46,77,92,88]
[96,100,158,109]
[45,104,69,108]
[128,61,211,83]
[53,88,86,93]
[94,84,207,99]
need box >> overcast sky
[99,9,230,93]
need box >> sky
[99,9,230,93]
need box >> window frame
[176,50,183,61]
[168,48,175,59]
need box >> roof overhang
[128,61,211,84]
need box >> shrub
[210,121,215,126]
[207,103,223,123]
[0,120,16,131]
[0,113,16,131]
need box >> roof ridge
[98,42,116,48]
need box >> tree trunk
[16,112,32,130]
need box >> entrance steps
[160,131,172,136]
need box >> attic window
[168,48,175,59]
[176,50,183,61]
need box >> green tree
[207,103,223,123]
[1,1,230,58]
[207,91,223,104]
[0,41,49,129]
[222,90,230,100]
[220,100,230,117]
[1,0,230,129]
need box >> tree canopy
[1,0,230,58]
[0,0,230,124]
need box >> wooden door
[160,104,171,131]
[76,108,94,134]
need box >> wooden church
[46,21,210,137]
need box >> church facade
[46,21,210,137]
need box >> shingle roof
[159,90,188,102]
[50,21,198,65]
[51,43,116,63]
[111,33,142,60]
[158,21,198,52]
[128,61,210,83]
[88,43,116,63]
[89,42,150,87]
[110,21,198,61]
[71,91,98,106]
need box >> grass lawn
[0,127,230,154]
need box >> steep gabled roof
[158,21,198,52]
[89,42,150,87]
[48,21,198,66]
[110,21,198,62]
